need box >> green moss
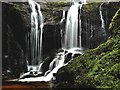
[109,8,120,34]
[56,7,120,89]
[46,2,71,10]
[13,3,27,12]
[83,3,101,12]
[47,2,70,7]
[82,3,102,25]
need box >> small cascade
[27,0,43,66]
[60,10,66,24]
[60,10,66,48]
[19,48,82,82]
[99,4,107,36]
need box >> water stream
[19,0,85,82]
[99,3,107,36]
[27,0,43,66]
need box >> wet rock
[42,24,61,58]
[64,53,72,64]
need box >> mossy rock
[56,6,120,89]
[109,8,120,34]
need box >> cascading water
[64,0,85,50]
[99,3,107,36]
[60,10,66,48]
[19,0,85,82]
[26,0,43,70]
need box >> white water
[19,48,82,82]
[20,0,44,79]
[64,0,84,50]
[60,10,66,48]
[90,25,94,38]
[60,10,66,24]
[27,0,43,65]
[99,4,106,36]
[19,0,85,82]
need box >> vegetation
[56,8,120,89]
[83,2,101,12]
[46,2,71,10]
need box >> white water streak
[27,0,43,65]
[64,0,84,49]
[99,4,106,36]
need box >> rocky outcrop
[81,2,120,49]
[2,2,30,79]
[55,7,120,89]
[42,24,61,58]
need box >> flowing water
[26,0,43,66]
[64,2,81,49]
[99,4,107,36]
[60,10,66,48]
[63,0,86,50]
[19,48,82,82]
[19,0,85,82]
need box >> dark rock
[41,54,55,74]
[55,67,75,88]
[73,54,81,58]
[64,53,72,64]
[2,2,29,79]
[42,24,61,58]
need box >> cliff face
[56,8,120,89]
[81,2,120,49]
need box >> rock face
[81,2,120,49]
[2,2,29,79]
[55,5,120,89]
[42,24,61,58]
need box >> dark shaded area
[41,54,55,74]
[42,24,61,59]
[2,2,29,79]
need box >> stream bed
[2,81,54,90]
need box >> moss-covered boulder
[55,8,120,89]
[109,8,120,34]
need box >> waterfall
[79,4,83,49]
[99,4,106,36]
[60,10,66,48]
[60,10,66,24]
[64,0,84,50]
[19,0,85,82]
[27,0,43,66]
[90,25,94,38]
[19,49,82,82]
